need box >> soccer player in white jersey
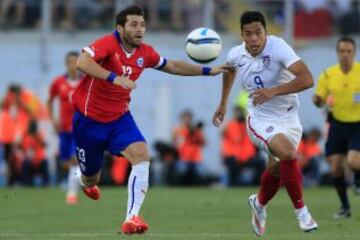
[212,11,318,236]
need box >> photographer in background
[221,105,265,186]
[172,110,206,185]
[20,119,49,186]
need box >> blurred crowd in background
[1,0,358,188]
[0,85,329,188]
[1,0,360,37]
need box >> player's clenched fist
[212,104,226,127]
[114,76,137,90]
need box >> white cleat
[295,206,318,233]
[248,194,266,237]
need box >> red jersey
[72,31,165,123]
[49,74,80,132]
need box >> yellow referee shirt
[315,62,360,122]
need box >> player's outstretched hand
[250,88,275,106]
[210,64,235,76]
[212,104,226,127]
[114,76,137,90]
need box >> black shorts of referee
[325,117,360,156]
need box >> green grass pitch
[0,187,359,239]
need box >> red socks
[280,160,304,209]
[258,170,281,206]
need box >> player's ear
[116,25,123,34]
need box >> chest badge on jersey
[266,126,274,133]
[137,57,144,68]
[262,55,270,68]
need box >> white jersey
[227,35,301,120]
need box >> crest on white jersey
[262,55,270,68]
[266,126,274,133]
[137,57,144,67]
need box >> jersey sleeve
[145,45,167,69]
[226,47,237,66]
[315,71,329,99]
[49,80,59,100]
[82,35,114,62]
[226,46,241,71]
[275,38,301,68]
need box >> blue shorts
[72,111,145,176]
[59,132,76,161]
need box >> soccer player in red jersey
[48,51,82,204]
[72,5,230,235]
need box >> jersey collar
[113,30,136,58]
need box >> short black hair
[116,5,144,27]
[180,109,193,119]
[337,36,356,50]
[8,83,21,94]
[66,51,79,61]
[240,11,266,30]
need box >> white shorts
[246,115,303,155]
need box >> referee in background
[313,36,360,219]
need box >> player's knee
[267,158,280,176]
[278,149,297,161]
[129,150,150,164]
[347,157,360,171]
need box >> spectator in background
[221,106,265,186]
[153,140,180,185]
[214,0,230,31]
[20,120,48,186]
[53,0,114,31]
[184,0,204,30]
[329,0,360,35]
[1,84,32,186]
[136,0,184,31]
[172,110,206,185]
[136,0,216,31]
[0,0,26,28]
[298,128,322,186]
[0,109,23,185]
[0,84,47,186]
[295,0,331,38]
[0,0,40,29]
[2,84,47,121]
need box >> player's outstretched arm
[76,52,136,89]
[160,60,232,76]
[212,67,237,127]
[251,60,313,106]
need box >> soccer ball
[185,27,222,63]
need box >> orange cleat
[82,185,101,200]
[121,216,149,235]
[66,194,79,205]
